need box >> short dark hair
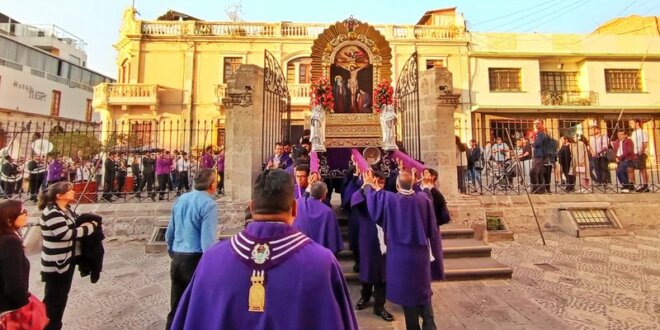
[0,200,22,236]
[275,142,283,147]
[373,171,386,180]
[426,168,439,182]
[194,169,216,191]
[301,139,311,146]
[252,169,294,214]
[618,129,627,135]
[295,164,310,175]
[282,141,292,146]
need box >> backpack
[542,133,558,162]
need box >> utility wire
[512,0,595,33]
[471,0,558,26]
[482,0,572,32]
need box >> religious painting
[330,45,373,114]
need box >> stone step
[442,238,492,258]
[339,258,360,283]
[578,228,628,238]
[440,227,475,240]
[443,257,513,281]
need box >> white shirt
[176,158,190,172]
[630,128,648,154]
[589,134,609,156]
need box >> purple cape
[171,222,358,330]
[342,175,362,258]
[364,187,444,306]
[293,198,344,255]
[350,189,386,284]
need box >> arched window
[286,57,312,84]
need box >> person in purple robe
[341,165,362,272]
[350,171,395,322]
[171,169,358,330]
[156,151,174,200]
[293,181,344,255]
[293,164,311,199]
[362,169,444,330]
[265,142,293,170]
[216,147,225,194]
[201,146,215,169]
[46,155,65,186]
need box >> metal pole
[505,129,546,246]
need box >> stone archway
[310,17,393,84]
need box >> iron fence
[456,116,660,195]
[0,119,226,204]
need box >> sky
[1,0,659,79]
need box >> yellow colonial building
[93,8,660,153]
[92,7,471,149]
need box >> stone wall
[25,197,248,242]
[447,193,660,234]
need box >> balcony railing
[139,21,465,40]
[93,83,159,108]
[289,83,311,105]
[541,91,599,106]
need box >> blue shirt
[166,190,218,253]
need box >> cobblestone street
[25,230,660,329]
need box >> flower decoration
[310,76,335,112]
[373,80,395,113]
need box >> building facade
[93,7,660,156]
[0,14,114,153]
[468,31,660,147]
[92,7,470,151]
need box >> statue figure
[380,104,398,151]
[310,105,326,152]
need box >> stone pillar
[418,67,462,197]
[223,65,265,224]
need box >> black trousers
[177,171,189,192]
[102,178,114,200]
[361,282,386,310]
[167,252,202,330]
[139,172,155,193]
[42,266,76,330]
[29,173,45,199]
[1,180,17,197]
[133,174,142,192]
[158,174,173,198]
[530,158,548,193]
[402,302,436,330]
[217,171,224,193]
[116,174,126,197]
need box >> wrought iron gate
[395,52,421,160]
[263,50,292,163]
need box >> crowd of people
[458,118,653,194]
[0,146,226,202]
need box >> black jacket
[0,234,30,313]
[75,213,105,283]
[430,187,451,226]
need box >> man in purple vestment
[293,181,344,255]
[350,171,395,322]
[293,164,311,199]
[157,151,174,200]
[171,169,358,330]
[265,142,293,170]
[362,170,444,330]
[200,146,215,170]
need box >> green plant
[486,216,505,231]
[49,131,103,159]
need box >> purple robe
[156,157,173,175]
[293,184,308,200]
[293,198,344,254]
[172,222,358,330]
[201,153,215,169]
[47,160,64,182]
[341,174,362,261]
[350,189,386,284]
[364,186,444,306]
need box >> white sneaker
[621,189,630,193]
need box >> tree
[225,0,243,22]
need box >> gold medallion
[248,270,265,312]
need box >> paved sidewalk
[25,230,660,329]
